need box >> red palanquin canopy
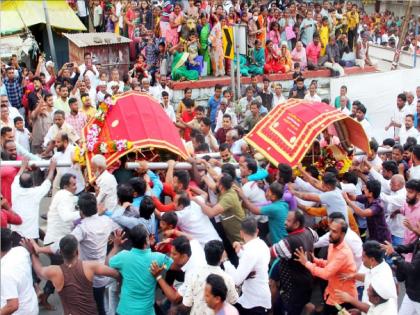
[244,99,370,167]
[83,91,189,178]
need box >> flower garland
[86,99,133,155]
[314,146,352,175]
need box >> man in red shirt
[215,114,232,145]
[306,34,321,70]
[0,140,21,204]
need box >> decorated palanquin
[244,99,370,171]
[82,91,189,180]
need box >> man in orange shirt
[295,218,357,315]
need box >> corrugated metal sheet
[63,33,131,48]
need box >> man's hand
[20,158,29,171]
[20,238,36,256]
[112,229,127,249]
[97,203,106,215]
[232,184,245,199]
[381,241,395,256]
[339,273,355,281]
[294,247,308,265]
[403,219,420,235]
[335,289,354,303]
[167,160,176,169]
[232,241,243,254]
[49,158,57,171]
[137,161,149,174]
[149,261,166,278]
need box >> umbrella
[244,99,370,167]
[83,91,189,179]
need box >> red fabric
[152,228,180,254]
[152,183,193,212]
[264,50,285,74]
[244,99,370,167]
[1,209,22,228]
[0,157,21,205]
[181,110,195,141]
[83,92,189,179]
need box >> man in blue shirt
[109,225,173,315]
[235,182,289,243]
[4,64,23,115]
[208,84,222,131]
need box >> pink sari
[166,12,183,46]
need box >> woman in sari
[291,41,307,70]
[264,40,285,74]
[166,3,184,47]
[248,39,265,75]
[279,10,295,50]
[209,14,225,77]
[279,41,293,72]
[198,13,211,76]
[170,43,199,82]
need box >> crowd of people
[66,0,419,81]
[1,1,420,315]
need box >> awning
[0,0,86,35]
[244,99,370,167]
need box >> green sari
[199,23,211,76]
[171,51,199,81]
[248,47,265,75]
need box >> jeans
[93,286,106,315]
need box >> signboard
[222,26,234,59]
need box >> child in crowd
[14,116,31,152]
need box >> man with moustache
[51,132,85,195]
[269,211,318,315]
[295,217,357,315]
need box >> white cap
[46,61,54,68]
[109,81,119,87]
[281,41,288,47]
[370,275,397,301]
[98,80,107,86]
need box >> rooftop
[63,32,131,47]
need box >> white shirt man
[11,175,51,239]
[273,94,286,107]
[178,240,206,296]
[304,91,322,102]
[1,246,38,315]
[175,199,221,247]
[151,83,173,103]
[43,121,79,148]
[399,123,420,145]
[360,263,397,312]
[360,118,374,140]
[215,107,238,132]
[44,187,80,245]
[380,181,406,241]
[53,143,85,194]
[223,230,271,310]
[96,170,118,211]
[182,251,238,315]
[242,180,268,223]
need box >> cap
[98,80,107,86]
[46,61,54,68]
[370,275,397,300]
[110,81,119,87]
[281,41,288,47]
